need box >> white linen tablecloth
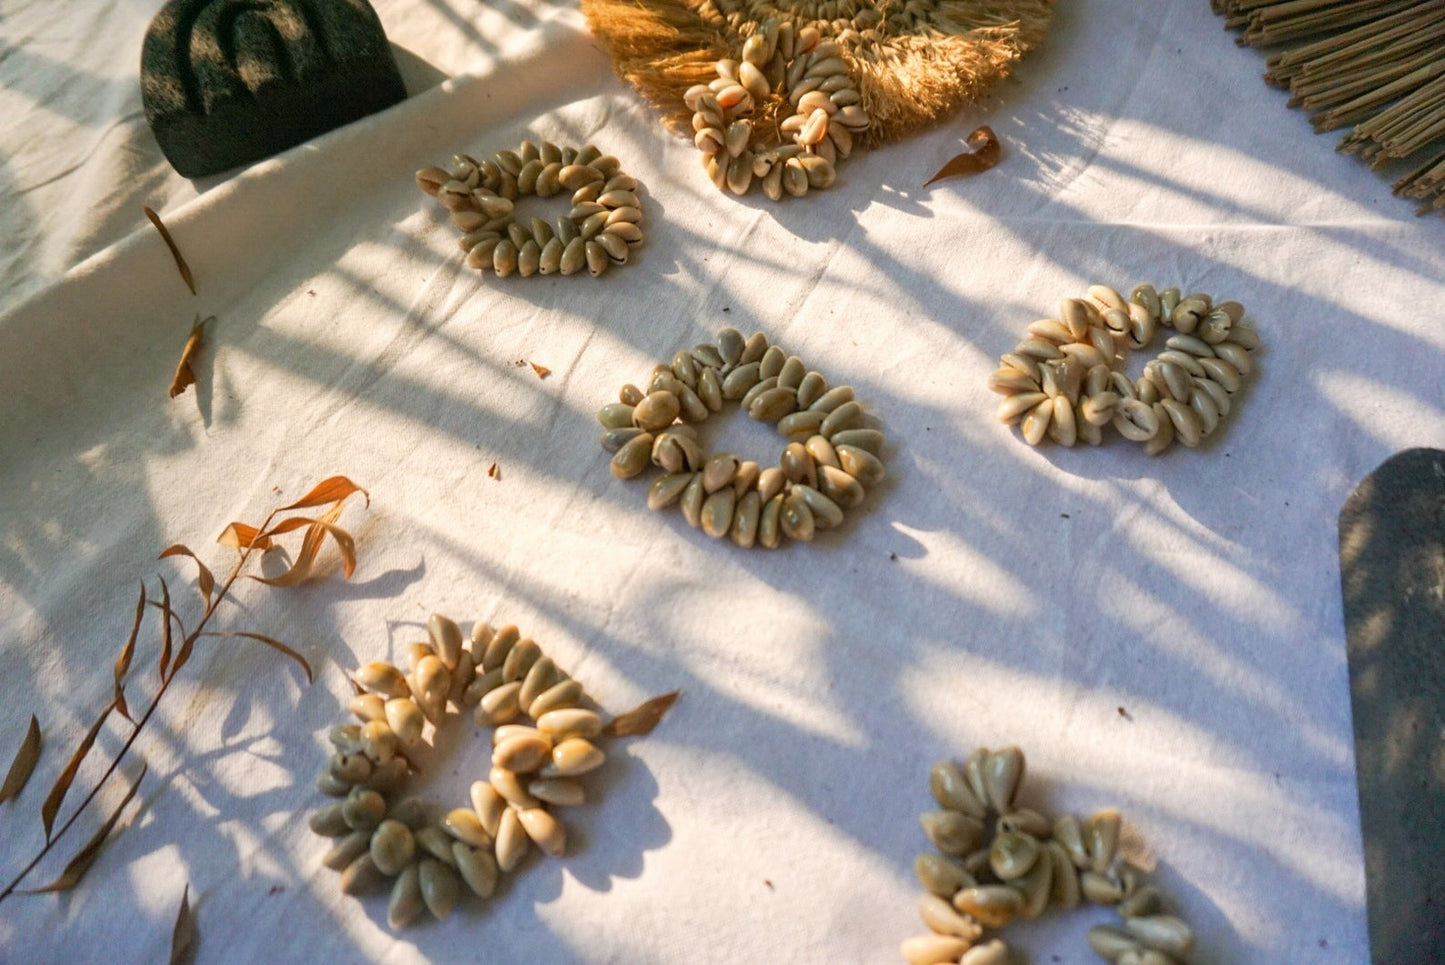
[4,0,1440,961]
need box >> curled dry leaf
[41,705,113,841]
[217,523,273,553]
[157,577,176,681]
[171,883,197,965]
[113,582,147,721]
[530,361,551,379]
[0,716,41,804]
[27,764,147,894]
[278,475,369,512]
[160,546,215,607]
[252,504,356,587]
[221,475,366,583]
[145,205,196,295]
[602,691,681,738]
[922,126,1001,187]
[168,316,210,400]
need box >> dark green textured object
[141,0,407,178]
[1338,447,1445,963]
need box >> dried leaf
[278,476,369,512]
[252,503,355,586]
[202,631,313,683]
[171,883,197,965]
[0,715,41,803]
[168,316,209,400]
[159,545,215,607]
[530,361,551,379]
[602,690,680,738]
[41,704,112,840]
[488,462,500,480]
[113,582,146,722]
[922,126,1001,187]
[157,577,175,681]
[217,522,274,553]
[27,764,146,894]
[145,205,195,295]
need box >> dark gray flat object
[1339,447,1445,964]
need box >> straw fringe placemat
[582,0,1054,149]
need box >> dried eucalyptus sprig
[0,476,368,903]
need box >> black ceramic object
[1339,447,1445,963]
[141,0,407,178]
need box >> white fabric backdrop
[4,0,1440,960]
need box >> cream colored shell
[312,614,610,929]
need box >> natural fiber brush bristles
[582,0,1054,148]
[1215,0,1445,217]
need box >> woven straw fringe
[582,0,1054,147]
[1215,0,1445,217]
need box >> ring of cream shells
[686,17,871,200]
[988,285,1260,453]
[310,614,611,929]
[600,327,886,547]
[416,141,644,278]
[904,746,1198,965]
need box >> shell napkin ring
[311,614,613,929]
[416,140,644,278]
[904,745,1198,965]
[686,17,871,200]
[600,326,886,547]
[988,285,1260,454]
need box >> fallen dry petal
[171,883,197,965]
[923,126,1001,187]
[0,715,41,804]
[603,691,680,738]
[168,316,210,400]
[145,205,196,295]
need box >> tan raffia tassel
[1214,0,1445,217]
[581,0,1054,149]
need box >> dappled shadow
[2,0,1441,961]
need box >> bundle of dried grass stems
[582,0,1053,148]
[1214,0,1445,217]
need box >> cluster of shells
[904,747,1197,965]
[699,0,892,53]
[309,614,607,928]
[989,285,1260,453]
[685,17,870,200]
[601,327,885,547]
[416,141,643,278]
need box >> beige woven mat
[582,0,1054,147]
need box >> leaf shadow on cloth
[4,2,1438,959]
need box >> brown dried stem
[0,479,366,904]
